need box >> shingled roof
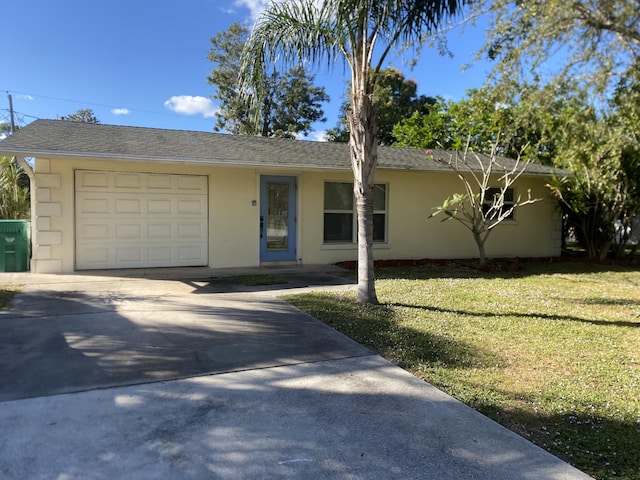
[0,119,560,176]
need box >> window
[483,187,515,220]
[323,182,353,243]
[324,182,387,243]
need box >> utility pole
[7,93,16,134]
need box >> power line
[4,89,132,111]
[11,110,39,120]
[1,88,184,119]
[0,109,39,129]
[2,89,222,131]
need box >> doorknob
[260,216,264,239]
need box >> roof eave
[0,146,566,176]
[0,147,355,170]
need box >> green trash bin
[0,220,31,272]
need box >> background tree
[208,22,252,134]
[393,85,559,161]
[240,0,468,304]
[1,123,15,138]
[608,70,640,256]
[479,0,640,96]
[429,143,541,267]
[58,109,100,124]
[477,0,640,258]
[258,65,330,138]
[472,0,640,259]
[327,67,436,145]
[392,92,501,151]
[0,156,30,219]
[546,76,640,259]
[391,96,454,148]
[208,21,329,138]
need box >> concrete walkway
[0,267,592,479]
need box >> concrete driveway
[0,267,365,402]
[0,267,592,479]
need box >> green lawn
[284,261,640,480]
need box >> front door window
[266,182,289,251]
[260,176,297,261]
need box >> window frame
[323,181,388,244]
[483,187,516,222]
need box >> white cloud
[164,96,218,118]
[17,94,34,101]
[111,108,130,115]
[297,130,328,142]
[233,0,271,20]
[233,0,325,23]
[311,130,328,142]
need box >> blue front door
[260,176,297,262]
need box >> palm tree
[0,156,30,219]
[240,0,469,303]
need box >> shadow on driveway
[0,283,369,402]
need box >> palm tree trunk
[349,90,379,304]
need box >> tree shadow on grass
[389,302,640,328]
[453,380,640,480]
[373,259,640,282]
[285,293,504,371]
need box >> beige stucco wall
[27,155,561,273]
[30,156,265,273]
[298,169,562,265]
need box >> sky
[1,0,494,141]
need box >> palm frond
[240,0,469,99]
[0,157,30,219]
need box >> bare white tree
[429,142,542,267]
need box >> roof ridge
[0,119,565,177]
[32,118,228,137]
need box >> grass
[0,287,18,310]
[283,261,640,480]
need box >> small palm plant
[0,156,30,219]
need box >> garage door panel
[178,199,206,215]
[179,245,208,261]
[148,247,173,262]
[147,175,173,189]
[178,223,204,238]
[116,199,142,214]
[148,199,172,214]
[77,247,110,265]
[79,197,110,214]
[81,224,109,240]
[116,224,142,239]
[177,175,208,191]
[114,173,141,188]
[79,171,109,188]
[148,224,172,238]
[116,247,142,263]
[75,171,208,269]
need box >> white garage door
[75,170,208,270]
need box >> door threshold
[260,260,299,266]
